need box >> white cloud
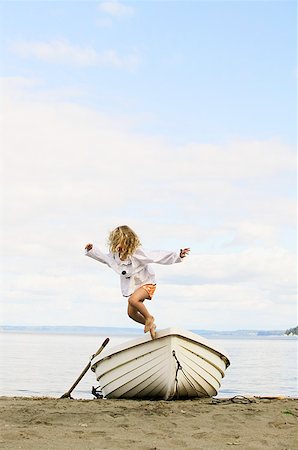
[10,39,140,69]
[0,78,296,329]
[95,17,113,27]
[98,1,135,17]
[223,222,279,247]
[1,79,295,244]
[165,248,297,290]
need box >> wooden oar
[60,337,110,399]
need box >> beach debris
[226,442,241,446]
[92,386,103,399]
[282,409,295,416]
[79,423,88,427]
[231,395,255,404]
[212,396,255,405]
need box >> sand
[0,396,297,450]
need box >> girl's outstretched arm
[85,243,113,266]
[133,247,190,266]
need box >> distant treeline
[256,330,285,336]
[285,326,298,336]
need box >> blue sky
[0,1,297,330]
[1,1,296,145]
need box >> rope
[173,350,182,398]
[212,395,255,404]
[172,350,206,398]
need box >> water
[0,332,297,399]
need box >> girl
[85,225,190,339]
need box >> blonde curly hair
[108,225,141,261]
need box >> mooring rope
[172,350,206,398]
[173,350,182,398]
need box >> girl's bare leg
[127,304,146,325]
[128,287,155,335]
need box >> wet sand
[0,396,297,449]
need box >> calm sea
[0,332,297,399]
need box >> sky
[0,0,297,331]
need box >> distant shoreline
[0,325,291,337]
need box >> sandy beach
[0,396,297,450]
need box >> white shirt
[85,246,183,297]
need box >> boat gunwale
[91,327,230,370]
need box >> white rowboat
[91,328,230,400]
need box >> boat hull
[91,328,230,400]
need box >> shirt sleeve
[133,247,183,265]
[85,245,114,267]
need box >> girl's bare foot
[144,316,155,333]
[149,323,156,339]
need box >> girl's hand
[180,248,190,258]
[85,243,93,251]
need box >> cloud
[223,222,279,247]
[95,17,113,27]
[98,1,135,17]
[1,76,295,234]
[10,39,140,69]
[1,77,295,240]
[165,248,297,289]
[0,78,296,329]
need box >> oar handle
[60,337,110,399]
[91,337,110,360]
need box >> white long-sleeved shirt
[85,246,183,297]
